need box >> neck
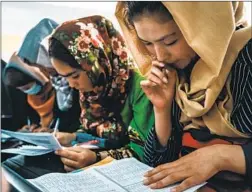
[179,55,200,80]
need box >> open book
[27,158,206,192]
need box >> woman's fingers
[64,165,75,172]
[144,168,177,185]
[33,127,51,133]
[65,146,86,153]
[144,162,178,177]
[148,170,189,189]
[29,124,40,132]
[149,72,163,85]
[152,60,165,68]
[150,66,168,84]
[140,80,156,87]
[171,176,200,192]
[55,148,79,159]
[61,156,80,168]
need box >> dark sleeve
[242,142,252,184]
[230,39,252,183]
[143,127,180,167]
[143,100,182,167]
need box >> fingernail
[171,188,176,192]
[149,183,156,189]
[143,179,148,185]
[163,77,168,83]
[55,150,58,155]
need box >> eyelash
[72,74,80,79]
[143,40,178,47]
[164,40,178,46]
[143,42,152,46]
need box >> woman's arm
[230,39,252,183]
[144,99,182,167]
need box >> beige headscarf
[115,2,252,138]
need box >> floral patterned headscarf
[51,16,133,145]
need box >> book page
[1,145,53,156]
[28,168,126,192]
[95,158,206,192]
[1,129,62,150]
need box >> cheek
[145,45,155,56]
[175,40,196,59]
[80,73,92,88]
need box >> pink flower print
[120,51,128,62]
[119,69,129,80]
[113,58,119,66]
[81,119,88,129]
[87,95,99,102]
[97,121,111,136]
[112,40,119,50]
[90,27,99,37]
[115,76,122,84]
[93,86,104,94]
[108,89,113,96]
[87,23,95,30]
[91,39,99,48]
[115,48,122,56]
[89,122,100,128]
[96,35,104,44]
[111,81,117,88]
[119,68,126,75]
[77,36,90,52]
[84,30,91,37]
[111,37,123,55]
[90,103,102,117]
[120,85,125,93]
[79,92,85,101]
[76,22,93,31]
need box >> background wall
[1,2,251,62]
[1,2,118,61]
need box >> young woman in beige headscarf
[116,2,252,192]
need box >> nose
[154,44,169,63]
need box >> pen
[27,117,31,126]
[53,118,60,136]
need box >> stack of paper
[1,129,62,156]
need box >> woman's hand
[55,132,76,146]
[19,124,53,133]
[55,147,96,172]
[140,61,176,109]
[143,145,225,192]
[33,127,53,133]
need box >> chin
[175,61,191,69]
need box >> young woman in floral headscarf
[49,15,154,171]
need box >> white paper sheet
[1,145,54,156]
[1,129,62,150]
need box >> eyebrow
[139,32,176,43]
[58,70,78,78]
